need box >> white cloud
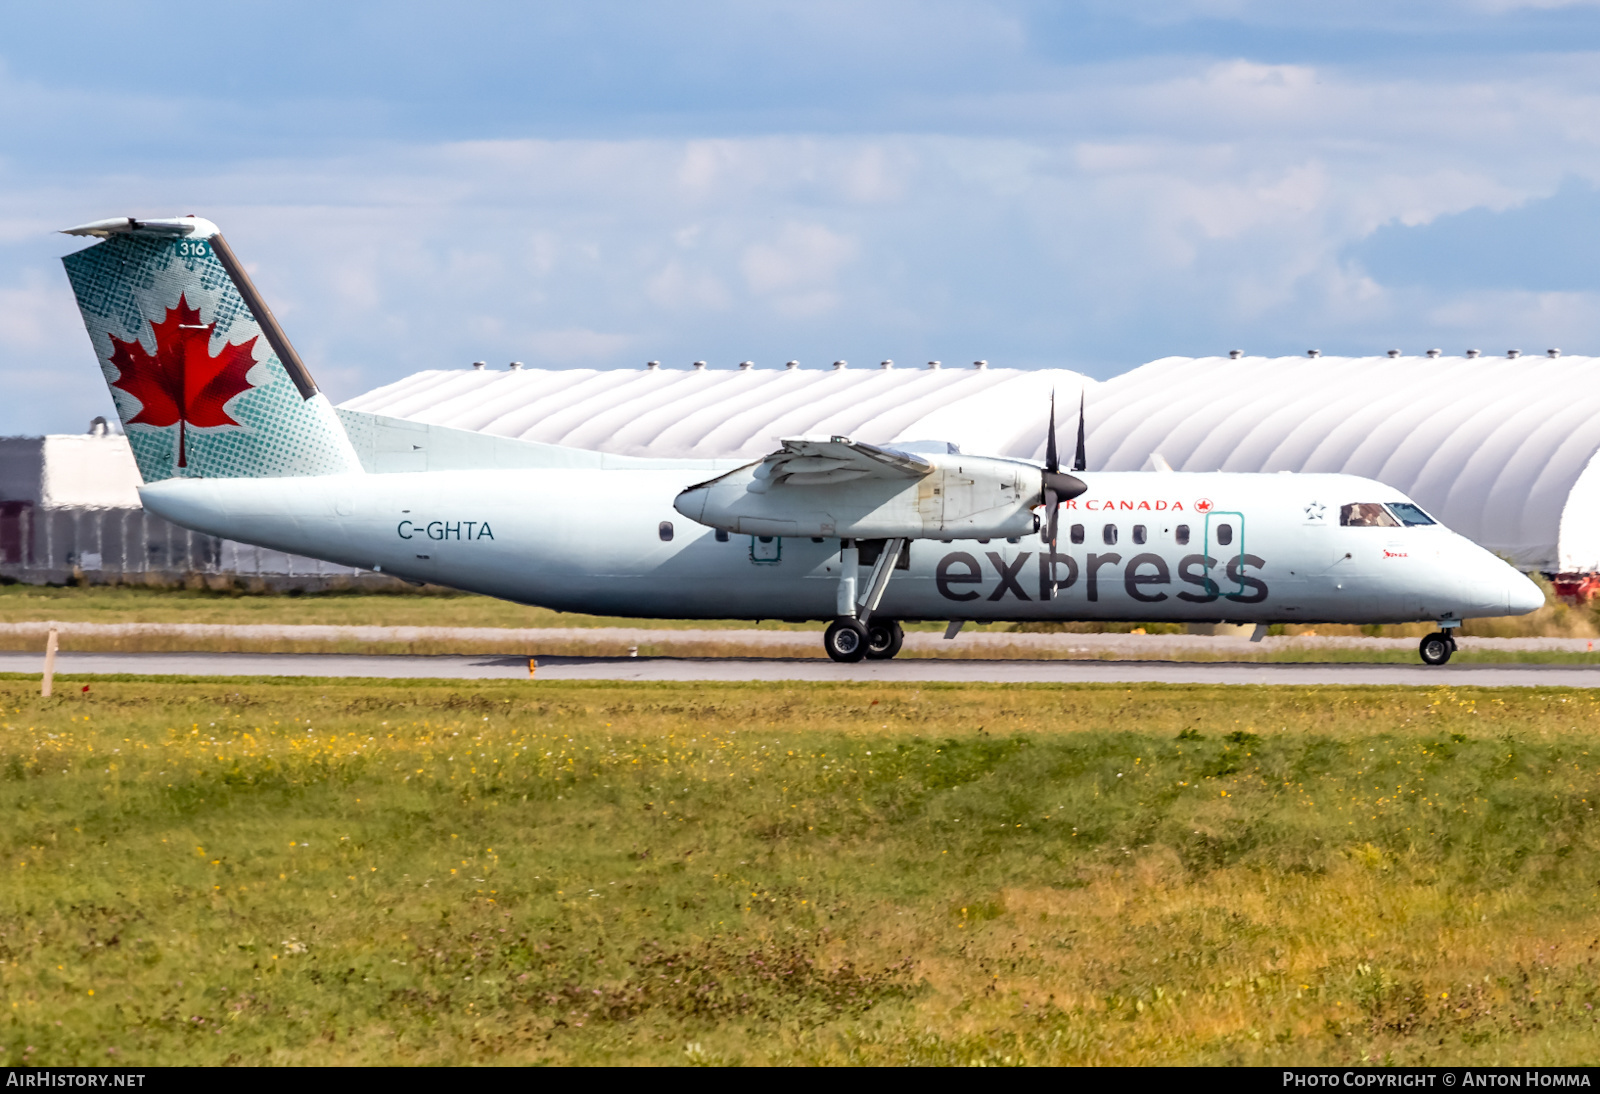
[646,260,731,312]
[740,222,858,318]
[0,275,74,351]
[525,327,636,363]
[10,29,1600,431]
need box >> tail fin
[59,216,361,483]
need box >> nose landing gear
[1419,631,1458,666]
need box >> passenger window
[659,521,674,541]
[1175,524,1189,546]
[1132,525,1147,545]
[1387,502,1436,527]
[1216,523,1233,546]
[1103,524,1118,545]
[715,529,729,542]
[1070,524,1084,545]
[1341,503,1400,528]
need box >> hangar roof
[1073,355,1600,574]
[337,363,1080,463]
[341,354,1600,573]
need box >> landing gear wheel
[1419,632,1454,666]
[824,618,869,663]
[864,619,905,660]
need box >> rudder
[60,216,361,483]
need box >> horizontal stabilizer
[61,216,217,238]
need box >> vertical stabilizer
[59,216,361,483]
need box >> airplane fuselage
[140,468,1541,625]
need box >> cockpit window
[1340,503,1400,528]
[1386,502,1436,527]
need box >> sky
[5,0,1600,434]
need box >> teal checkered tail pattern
[60,217,362,483]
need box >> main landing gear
[825,617,907,662]
[866,618,905,660]
[824,538,908,663]
[1419,630,1458,666]
[825,618,868,661]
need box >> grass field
[0,583,776,631]
[2,676,1598,1065]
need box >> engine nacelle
[673,446,1047,541]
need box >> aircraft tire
[864,620,905,660]
[824,618,870,663]
[1419,632,1454,666]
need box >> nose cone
[1507,570,1546,616]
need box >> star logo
[1305,501,1326,522]
[1194,498,1213,513]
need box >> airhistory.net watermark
[4,1075,146,1087]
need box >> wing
[753,436,934,488]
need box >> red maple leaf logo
[107,295,259,468]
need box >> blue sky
[5,1,1600,433]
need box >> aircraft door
[1204,511,1246,597]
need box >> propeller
[1039,390,1089,596]
[1073,388,1087,473]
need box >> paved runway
[3,650,1600,687]
[6,622,1597,656]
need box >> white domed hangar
[339,351,1600,597]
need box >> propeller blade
[1045,390,1059,474]
[1039,392,1086,573]
[1073,389,1087,473]
[1042,487,1060,597]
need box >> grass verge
[0,584,829,631]
[1,678,1599,1064]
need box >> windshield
[1341,502,1399,528]
[1386,502,1436,527]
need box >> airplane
[57,215,1545,666]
